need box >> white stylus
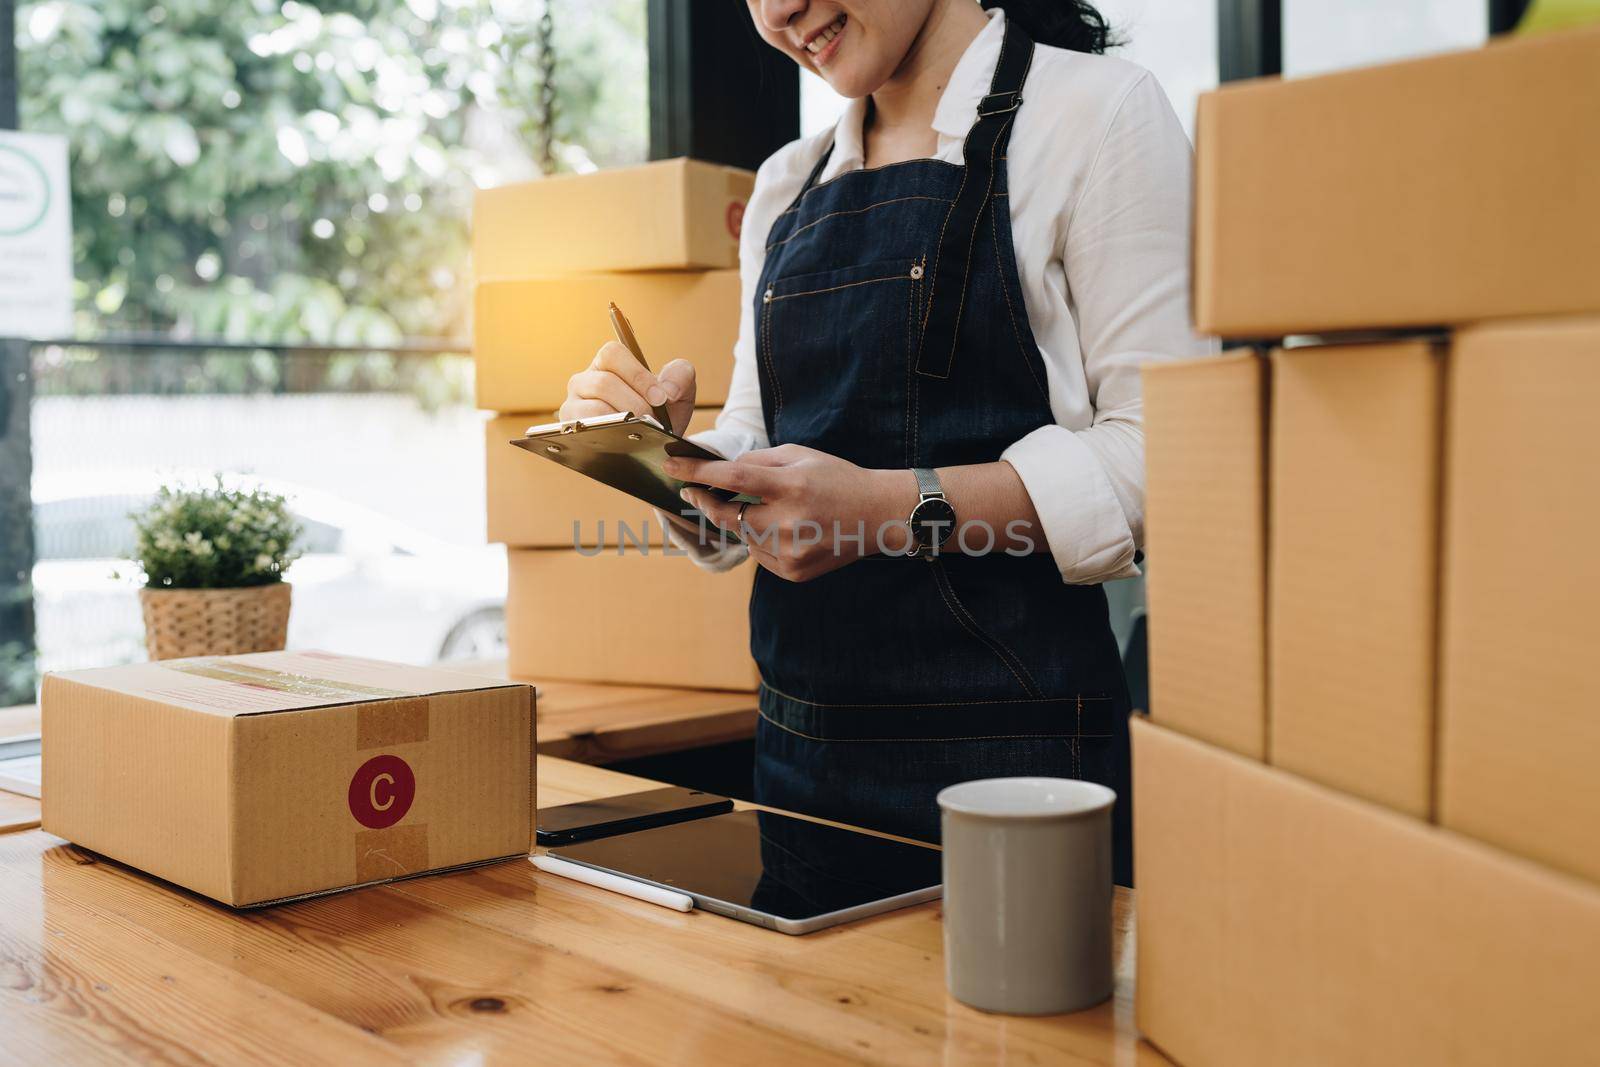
[531,853,695,913]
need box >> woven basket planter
[139,582,293,661]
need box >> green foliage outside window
[18,0,646,356]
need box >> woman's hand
[665,445,917,582]
[559,342,697,435]
[560,344,714,544]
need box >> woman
[559,0,1207,883]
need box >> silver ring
[736,501,750,527]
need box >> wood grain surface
[0,755,1162,1065]
[528,680,756,763]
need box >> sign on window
[0,131,71,339]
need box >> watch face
[910,497,957,546]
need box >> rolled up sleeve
[1002,423,1139,580]
[1017,71,1212,583]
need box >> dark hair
[981,1,1117,54]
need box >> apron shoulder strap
[801,139,834,194]
[764,138,834,249]
[916,19,1035,379]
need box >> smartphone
[535,786,735,847]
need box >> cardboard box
[1439,316,1600,883]
[507,549,758,690]
[1268,340,1443,817]
[473,158,754,279]
[1141,351,1268,759]
[42,651,535,908]
[1193,26,1600,336]
[487,409,722,548]
[475,270,741,412]
[1134,717,1600,1067]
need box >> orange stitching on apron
[757,706,1106,744]
[760,680,1108,709]
[939,563,1045,696]
[910,263,921,461]
[784,156,965,211]
[921,18,1016,355]
[946,114,1008,374]
[1075,695,1084,776]
[766,196,953,252]
[760,296,782,421]
[768,273,908,302]
[908,259,921,467]
[915,27,1033,380]
[918,61,990,344]
[928,563,1043,699]
[991,206,1050,403]
[924,110,1016,381]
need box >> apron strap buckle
[976,91,1023,117]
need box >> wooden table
[0,703,40,833]
[520,680,755,764]
[414,660,761,765]
[0,755,1162,1065]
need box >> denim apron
[749,21,1133,883]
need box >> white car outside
[31,471,507,675]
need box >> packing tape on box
[350,697,432,878]
[355,825,429,881]
[164,659,409,702]
[356,697,430,749]
[165,659,440,883]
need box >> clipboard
[509,411,757,543]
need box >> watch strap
[912,466,942,500]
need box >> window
[1098,0,1218,141]
[801,69,851,139]
[19,0,646,342]
[1284,0,1486,77]
[15,0,649,681]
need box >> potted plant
[130,480,303,661]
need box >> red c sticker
[726,200,745,240]
[348,754,416,829]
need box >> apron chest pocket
[759,258,927,436]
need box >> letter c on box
[348,754,415,829]
[370,773,396,811]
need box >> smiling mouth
[804,13,847,62]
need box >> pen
[531,853,695,913]
[608,301,675,432]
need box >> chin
[815,57,894,100]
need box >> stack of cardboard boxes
[1138,26,1600,1065]
[474,159,761,689]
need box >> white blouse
[689,7,1213,583]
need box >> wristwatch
[907,467,956,558]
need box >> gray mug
[937,776,1116,1015]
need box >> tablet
[509,411,756,542]
[547,808,942,934]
